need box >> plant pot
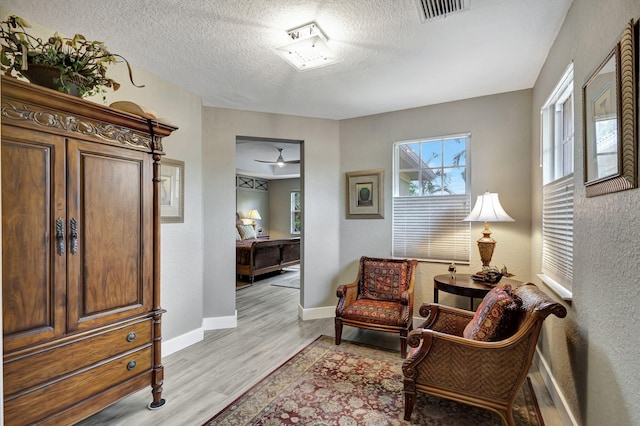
[20,64,82,97]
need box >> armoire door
[65,139,153,332]
[1,125,67,352]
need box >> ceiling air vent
[415,0,469,22]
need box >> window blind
[542,174,574,290]
[392,194,470,262]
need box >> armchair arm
[400,290,411,305]
[403,327,533,401]
[403,260,417,308]
[336,280,359,315]
[417,303,474,336]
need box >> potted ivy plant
[0,15,142,100]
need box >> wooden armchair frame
[402,283,567,425]
[335,257,418,357]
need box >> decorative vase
[19,64,83,97]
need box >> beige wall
[201,108,340,318]
[531,0,640,424]
[339,90,533,311]
[269,178,301,239]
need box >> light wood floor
[79,269,563,425]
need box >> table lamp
[247,209,262,229]
[463,192,514,268]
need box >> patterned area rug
[203,336,543,425]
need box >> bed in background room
[236,223,300,283]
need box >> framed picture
[160,158,185,223]
[346,169,384,219]
[582,19,637,197]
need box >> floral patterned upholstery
[361,258,410,301]
[341,299,405,326]
[463,284,522,341]
[335,256,418,357]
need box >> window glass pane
[420,168,441,195]
[399,143,421,169]
[421,141,442,168]
[293,191,301,210]
[443,167,466,195]
[563,95,573,139]
[396,137,468,198]
[398,170,420,196]
[292,212,301,233]
[443,138,466,167]
[290,191,301,234]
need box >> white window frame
[290,190,301,234]
[539,63,574,300]
[392,134,471,263]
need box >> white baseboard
[534,348,578,426]
[298,304,334,320]
[162,327,203,357]
[203,311,237,330]
[162,312,238,357]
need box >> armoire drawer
[4,345,152,426]
[3,319,152,397]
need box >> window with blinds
[542,175,574,291]
[392,135,471,262]
[540,63,574,299]
[393,195,470,261]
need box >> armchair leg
[335,319,343,345]
[403,390,416,420]
[400,329,409,358]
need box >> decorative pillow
[463,284,522,341]
[236,224,257,240]
[361,258,409,301]
[235,227,242,241]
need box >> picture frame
[160,158,185,223]
[346,169,384,219]
[582,19,636,197]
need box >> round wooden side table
[433,274,522,310]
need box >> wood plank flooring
[78,269,563,425]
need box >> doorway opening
[234,136,303,297]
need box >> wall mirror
[582,20,636,197]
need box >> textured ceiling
[2,0,572,179]
[2,0,572,121]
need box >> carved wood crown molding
[1,101,153,150]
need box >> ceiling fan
[254,148,300,168]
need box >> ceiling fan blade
[254,148,299,165]
[254,159,300,164]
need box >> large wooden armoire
[1,76,177,425]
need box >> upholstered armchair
[335,256,418,358]
[402,283,566,425]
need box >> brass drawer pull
[126,332,137,342]
[127,360,137,371]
